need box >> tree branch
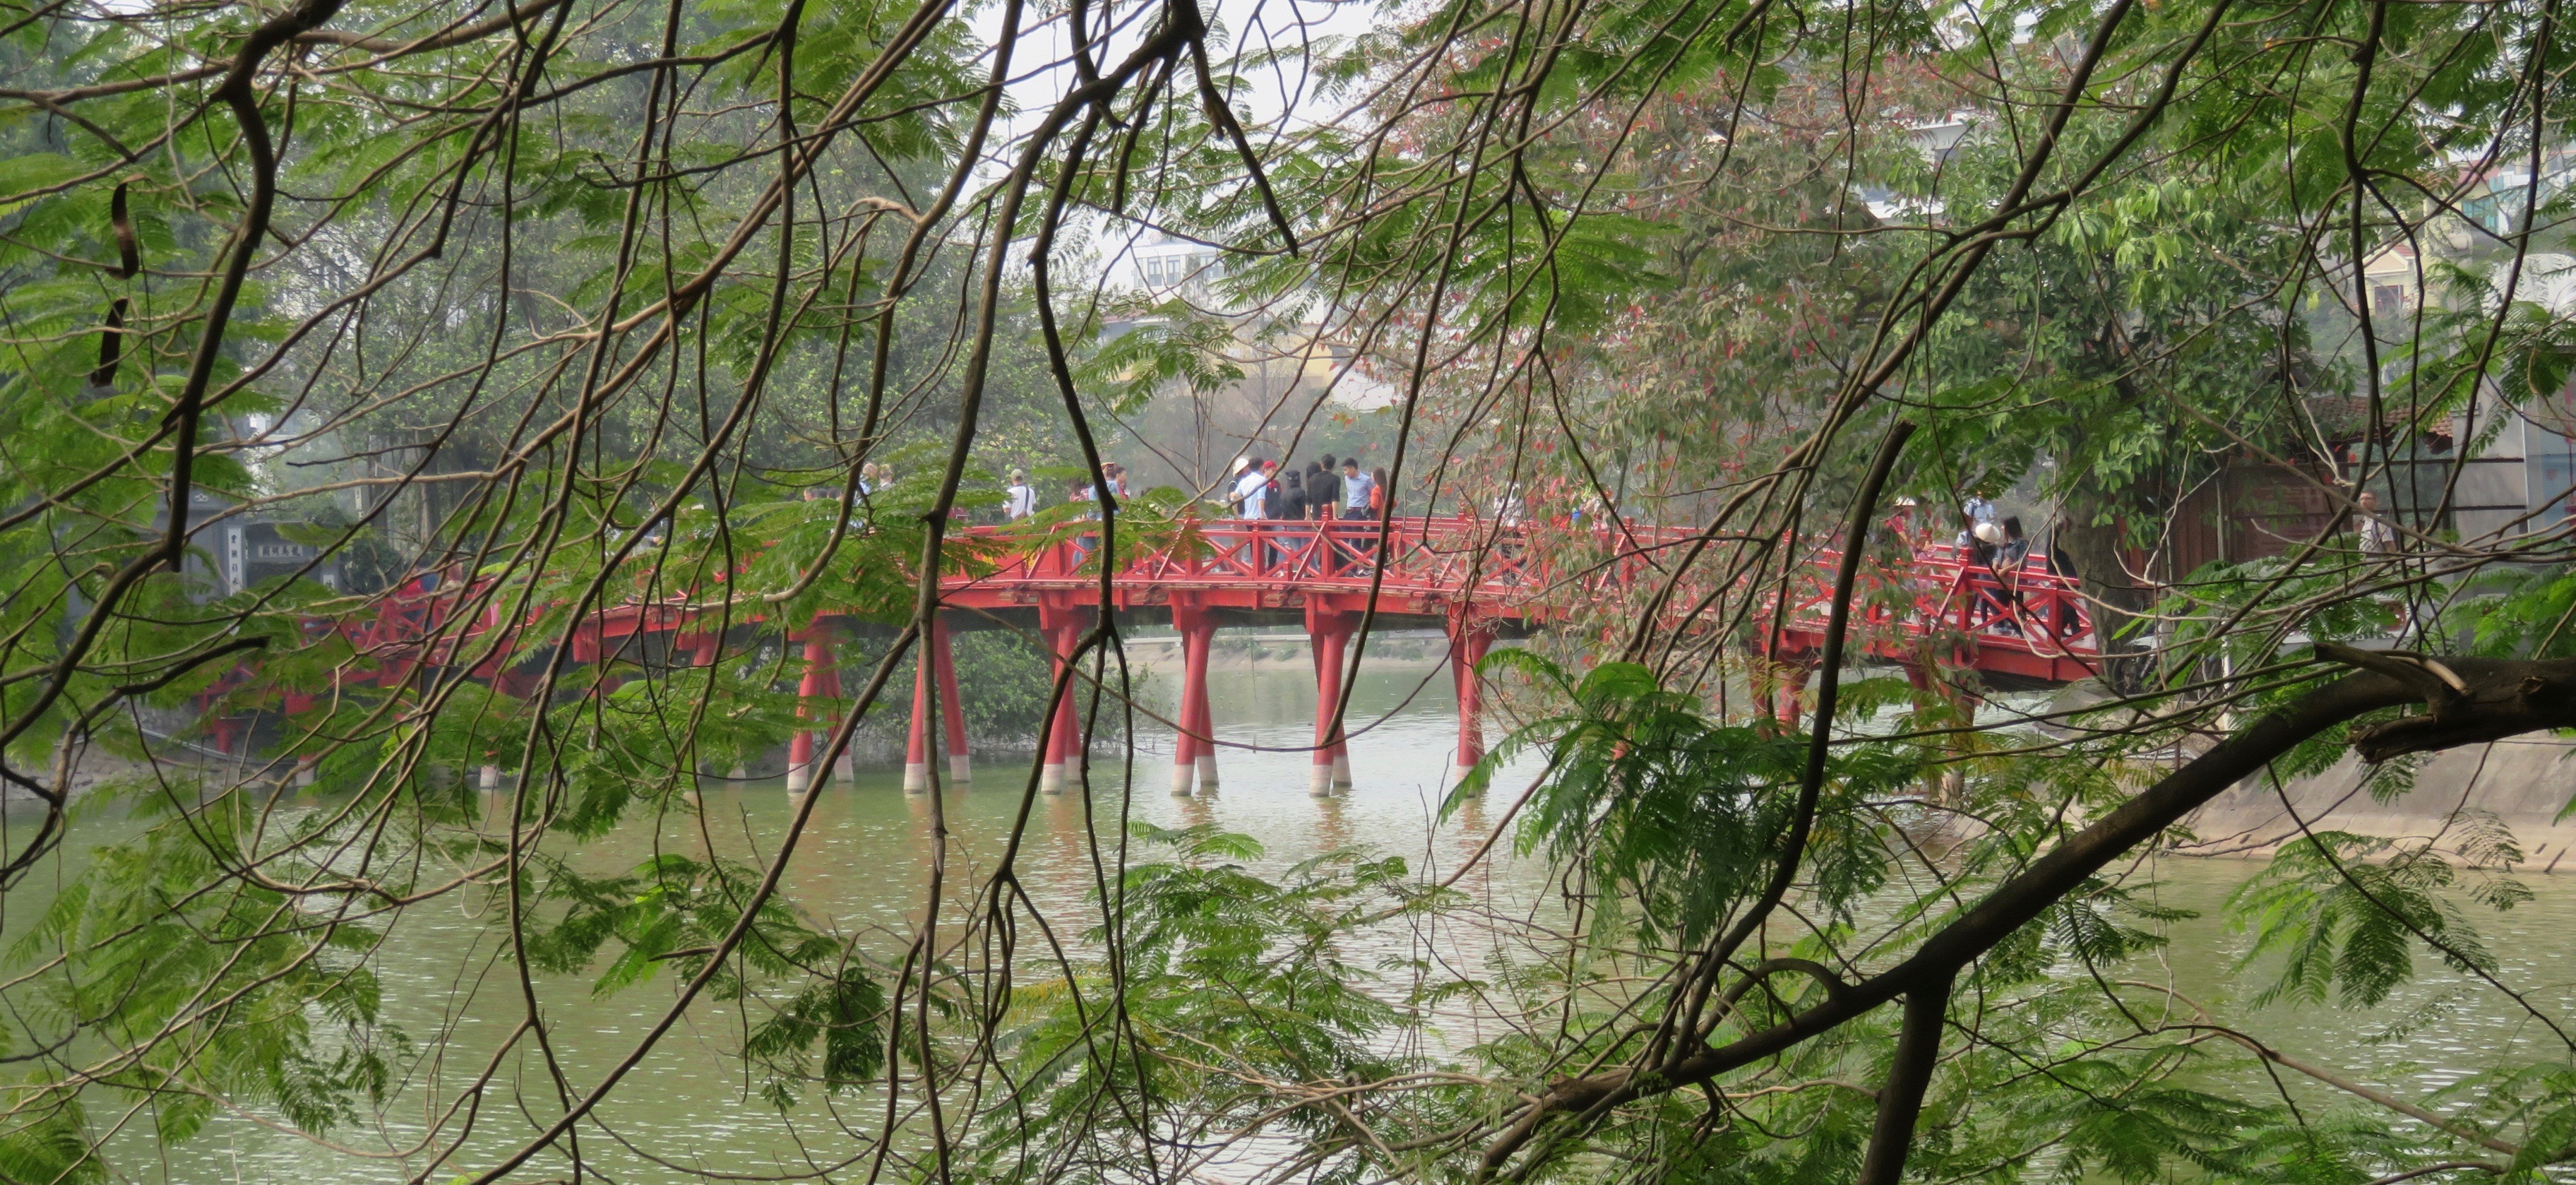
[1480,653,2576,1174]
[1856,970,1953,1185]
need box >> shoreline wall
[2178,735,2576,872]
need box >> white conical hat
[1972,520,2006,545]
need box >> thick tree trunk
[2056,511,2149,644]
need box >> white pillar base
[903,761,931,794]
[1195,754,1218,791]
[295,765,318,787]
[729,766,750,782]
[1308,764,1335,797]
[1170,763,1195,797]
[478,764,501,792]
[949,754,972,783]
[785,763,811,793]
[1039,763,1066,795]
[1332,753,1352,790]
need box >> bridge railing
[1777,542,2099,663]
[950,515,1547,596]
[215,515,2100,705]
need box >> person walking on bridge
[1233,460,1270,520]
[1337,458,1377,573]
[1277,469,1311,524]
[1004,470,1036,523]
[1312,454,1340,520]
[1229,458,1270,569]
[1277,470,1311,571]
[1340,458,1373,518]
[1994,516,2031,634]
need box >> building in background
[2325,149,2576,547]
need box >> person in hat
[1231,459,1268,520]
[1005,469,1035,522]
[1969,518,2007,628]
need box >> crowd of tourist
[1220,453,1387,522]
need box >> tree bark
[2056,511,2149,647]
[1856,970,1954,1185]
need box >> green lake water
[11,659,2575,1181]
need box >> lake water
[17,656,2576,1181]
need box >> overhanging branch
[1479,651,2576,1175]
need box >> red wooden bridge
[195,516,2099,797]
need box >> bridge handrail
[1775,542,2098,662]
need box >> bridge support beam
[1037,599,1089,795]
[1448,615,1495,778]
[787,630,840,792]
[674,633,720,794]
[936,616,970,785]
[1772,657,1813,725]
[1169,601,1215,797]
[1306,605,1358,797]
[906,615,967,792]
[905,632,934,793]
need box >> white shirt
[1005,482,1035,520]
[1341,470,1373,511]
[1957,496,1998,547]
[2357,511,2396,554]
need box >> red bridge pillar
[1306,604,1358,797]
[936,616,970,785]
[1169,600,1217,797]
[904,626,935,794]
[1767,655,1814,725]
[1448,614,1495,776]
[905,614,968,792]
[787,628,841,792]
[1037,598,1088,795]
[674,633,720,794]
